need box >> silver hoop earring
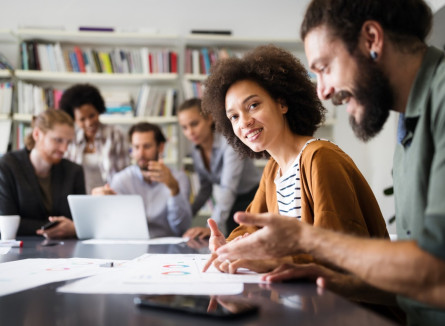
[370,50,378,61]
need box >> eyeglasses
[48,136,72,146]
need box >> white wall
[2,0,445,233]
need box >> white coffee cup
[0,215,21,240]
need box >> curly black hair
[301,0,432,54]
[59,84,106,118]
[202,45,325,159]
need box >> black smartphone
[40,221,60,231]
[134,295,259,318]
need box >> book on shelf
[53,43,66,72]
[91,50,102,73]
[0,82,13,115]
[182,80,204,100]
[201,48,211,75]
[17,81,63,115]
[135,85,176,117]
[185,47,245,75]
[192,49,200,75]
[74,46,86,73]
[62,49,72,72]
[68,52,80,72]
[15,122,33,150]
[99,52,113,73]
[37,44,51,71]
[46,44,58,72]
[170,51,177,73]
[20,43,29,70]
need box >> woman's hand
[183,226,211,240]
[202,219,227,272]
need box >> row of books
[17,81,136,116]
[0,82,13,114]
[14,122,32,150]
[17,81,63,115]
[20,41,178,74]
[184,47,244,75]
[135,84,177,117]
[182,80,205,100]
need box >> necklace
[87,142,94,150]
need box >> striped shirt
[275,139,321,218]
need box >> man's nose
[317,77,334,101]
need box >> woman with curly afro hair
[202,45,388,274]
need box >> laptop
[68,195,150,240]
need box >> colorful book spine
[74,46,86,73]
[99,52,113,73]
[69,51,80,72]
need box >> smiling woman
[178,98,261,238]
[201,45,389,275]
[59,84,130,194]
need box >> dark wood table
[0,237,397,326]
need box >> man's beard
[348,52,394,142]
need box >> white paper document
[58,254,265,295]
[0,258,128,297]
[82,237,188,245]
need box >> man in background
[214,0,445,325]
[93,122,191,238]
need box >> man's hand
[91,183,116,195]
[216,212,304,262]
[263,263,398,305]
[144,159,179,196]
[36,216,77,239]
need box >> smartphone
[40,220,60,231]
[134,295,259,318]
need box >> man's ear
[360,20,384,61]
[32,127,41,142]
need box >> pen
[100,261,114,268]
[0,240,23,248]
